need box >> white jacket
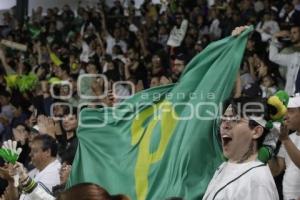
[269,39,300,96]
[256,21,280,42]
[27,184,55,200]
[19,159,61,200]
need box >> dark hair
[22,62,32,74]
[174,53,186,64]
[35,63,50,80]
[229,97,270,148]
[248,120,269,148]
[12,123,30,132]
[33,134,58,157]
[0,90,11,98]
[59,63,71,74]
[57,183,129,200]
[290,25,300,30]
[242,83,262,98]
[229,97,269,119]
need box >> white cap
[32,125,39,131]
[288,94,300,108]
[249,116,267,127]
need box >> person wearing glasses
[203,97,279,200]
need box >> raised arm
[136,31,150,57]
[279,124,300,169]
[14,162,55,200]
[233,71,242,98]
[36,41,43,65]
[268,155,286,177]
[269,31,297,67]
[0,47,16,74]
[99,9,109,37]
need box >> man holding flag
[202,26,279,200]
[67,26,260,199]
[202,97,279,200]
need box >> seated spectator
[260,74,278,98]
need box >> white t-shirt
[256,20,280,42]
[203,160,279,200]
[19,159,61,200]
[27,185,55,200]
[278,132,300,200]
[269,40,300,96]
[260,85,277,98]
[167,19,188,47]
[105,34,127,56]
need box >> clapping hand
[0,140,22,187]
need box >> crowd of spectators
[0,0,299,199]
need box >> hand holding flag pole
[230,27,290,163]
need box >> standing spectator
[203,97,279,200]
[208,7,222,40]
[57,114,78,165]
[256,11,280,41]
[269,28,300,95]
[274,25,300,86]
[167,12,188,48]
[268,95,300,200]
[291,0,300,26]
[99,9,127,56]
[278,2,295,23]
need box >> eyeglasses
[220,115,248,126]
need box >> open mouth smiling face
[219,105,252,160]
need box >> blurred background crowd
[0,0,299,199]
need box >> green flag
[67,27,253,200]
